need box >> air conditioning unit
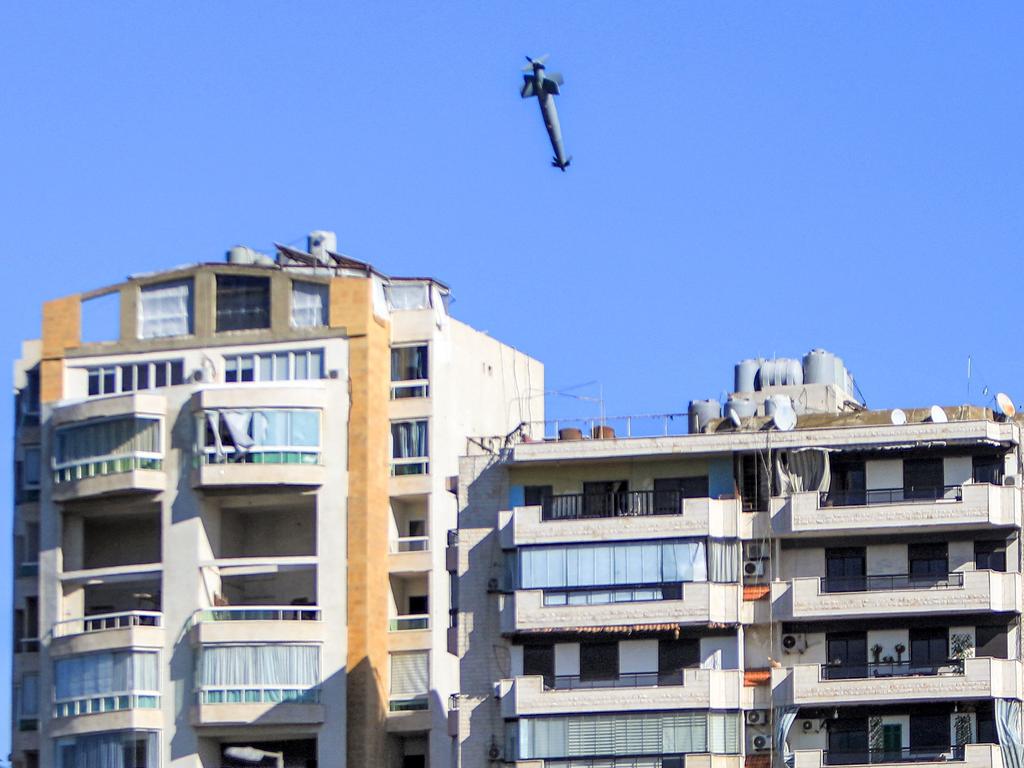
[1004,476,1017,487]
[486,577,500,593]
[744,542,768,561]
[782,633,808,654]
[753,735,770,752]
[745,709,769,726]
[743,560,766,578]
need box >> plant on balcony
[882,655,894,663]
[950,633,974,661]
[871,643,883,663]
[894,642,906,662]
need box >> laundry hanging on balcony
[996,698,1024,768]
[775,449,831,494]
[773,705,799,768]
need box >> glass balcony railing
[389,614,430,631]
[389,696,428,712]
[821,659,965,680]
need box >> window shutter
[390,651,429,696]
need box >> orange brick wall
[40,295,81,403]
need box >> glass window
[975,540,1007,572]
[55,651,159,706]
[56,730,159,768]
[223,349,324,383]
[391,420,429,475]
[86,360,184,396]
[384,283,430,310]
[391,345,429,398]
[390,651,429,698]
[216,275,270,332]
[139,279,193,339]
[20,673,38,717]
[22,447,40,488]
[291,281,328,328]
[197,644,319,689]
[54,417,162,482]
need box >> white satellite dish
[891,408,907,425]
[929,405,948,423]
[729,410,742,428]
[773,407,797,432]
[996,393,1016,418]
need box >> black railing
[822,660,965,680]
[540,755,686,768]
[824,746,966,765]
[541,490,685,521]
[820,486,963,508]
[550,670,686,690]
[542,582,683,606]
[822,572,965,593]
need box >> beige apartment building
[9,231,543,768]
[455,350,1024,768]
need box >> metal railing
[543,582,683,606]
[822,659,965,680]
[542,755,687,768]
[823,746,966,765]
[389,614,430,631]
[541,490,686,521]
[198,686,319,705]
[820,486,963,508]
[192,606,320,624]
[54,610,162,638]
[550,670,685,690]
[391,536,430,553]
[821,572,965,593]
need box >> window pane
[216,275,270,332]
[291,282,328,328]
[139,279,193,339]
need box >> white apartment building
[455,349,1024,768]
[9,231,543,768]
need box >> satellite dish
[996,393,1016,418]
[773,407,797,432]
[728,410,742,428]
[891,408,907,425]
[929,405,948,423]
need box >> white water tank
[688,400,721,434]
[308,230,337,263]
[756,358,803,389]
[764,394,793,418]
[735,359,763,393]
[725,396,757,422]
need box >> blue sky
[2,2,1022,749]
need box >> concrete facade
[9,234,542,768]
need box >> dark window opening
[828,459,866,505]
[903,458,944,500]
[523,644,554,687]
[973,456,1004,486]
[579,641,618,681]
[581,480,628,518]
[909,542,949,580]
[407,595,428,615]
[524,485,553,507]
[909,713,949,751]
[910,627,949,668]
[826,632,867,678]
[975,540,1007,572]
[654,476,709,512]
[216,275,271,332]
[658,638,700,682]
[976,625,1009,659]
[825,547,866,592]
[737,454,771,511]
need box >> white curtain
[392,420,428,459]
[291,282,328,328]
[390,651,429,696]
[776,449,831,495]
[520,540,708,589]
[139,279,192,339]
[55,651,158,699]
[774,706,800,768]
[709,539,741,582]
[223,411,255,451]
[56,417,160,464]
[996,698,1024,768]
[385,283,430,310]
[198,645,320,687]
[56,731,158,768]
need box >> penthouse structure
[454,350,1024,768]
[10,231,543,768]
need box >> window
[199,409,321,465]
[654,477,709,513]
[523,644,555,687]
[139,279,193,339]
[825,547,866,593]
[579,642,618,681]
[87,360,184,396]
[973,456,1004,485]
[54,651,160,717]
[390,651,429,703]
[391,345,429,398]
[391,420,429,475]
[196,645,320,704]
[216,275,270,332]
[385,283,430,310]
[18,368,40,423]
[826,632,868,678]
[19,673,38,718]
[903,458,944,500]
[908,542,949,580]
[22,447,40,489]
[223,349,324,383]
[56,731,159,768]
[975,540,1007,572]
[291,281,328,328]
[909,627,949,668]
[737,454,771,511]
[582,480,629,517]
[408,595,429,615]
[54,417,163,483]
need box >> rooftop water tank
[725,396,757,424]
[735,359,763,394]
[764,394,793,418]
[804,348,841,387]
[756,358,803,389]
[688,400,721,434]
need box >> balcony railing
[54,692,160,718]
[391,536,430,553]
[541,490,686,521]
[822,572,965,593]
[198,686,319,704]
[54,610,162,638]
[820,486,963,508]
[192,606,321,624]
[53,453,163,484]
[538,755,687,768]
[550,670,685,690]
[824,746,966,765]
[389,614,430,631]
[199,447,320,466]
[543,582,684,606]
[389,696,428,712]
[822,660,965,680]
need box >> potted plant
[894,643,906,663]
[871,644,883,663]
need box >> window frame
[216,275,271,333]
[390,343,430,399]
[223,348,324,384]
[138,278,194,340]
[86,359,185,397]
[391,419,430,476]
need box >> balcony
[501,669,747,717]
[502,495,740,548]
[502,582,740,635]
[387,697,431,733]
[772,657,1023,706]
[773,484,1020,538]
[191,387,326,489]
[51,611,163,656]
[792,744,1000,768]
[772,571,1022,621]
[192,688,324,728]
[189,606,323,645]
[51,394,166,501]
[389,536,432,573]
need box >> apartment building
[454,350,1024,768]
[9,231,543,768]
